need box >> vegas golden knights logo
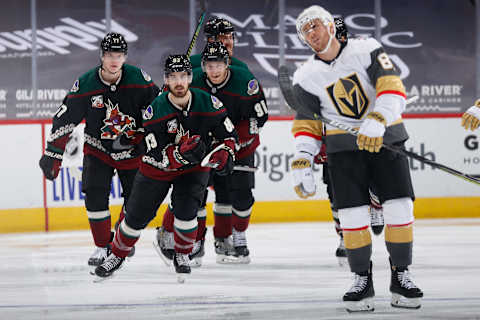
[326,73,370,119]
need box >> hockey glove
[357,112,386,153]
[39,146,63,180]
[165,135,206,169]
[313,142,327,164]
[203,139,235,176]
[461,99,480,131]
[291,153,316,199]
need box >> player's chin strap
[201,143,257,172]
[316,22,335,54]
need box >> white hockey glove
[291,152,316,199]
[461,100,480,131]
[357,112,386,153]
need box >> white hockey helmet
[296,5,336,54]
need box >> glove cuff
[291,158,312,170]
[45,144,64,161]
[474,99,480,107]
[366,112,387,127]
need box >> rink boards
[0,118,479,232]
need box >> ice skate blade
[93,273,115,283]
[336,256,348,267]
[189,258,202,268]
[176,273,189,283]
[216,254,250,264]
[391,293,421,309]
[345,298,375,312]
[152,240,172,267]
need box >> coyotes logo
[326,73,370,119]
[168,119,190,145]
[100,99,136,139]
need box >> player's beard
[170,84,188,98]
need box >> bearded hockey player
[156,42,267,266]
[39,33,159,269]
[190,17,249,70]
[94,54,237,283]
[291,5,423,312]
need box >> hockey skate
[174,253,191,283]
[93,253,125,282]
[153,227,175,266]
[343,261,375,312]
[88,244,111,267]
[369,205,384,235]
[335,237,347,267]
[189,228,206,268]
[389,258,423,309]
[232,228,251,264]
[214,236,238,264]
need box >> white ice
[1,219,479,320]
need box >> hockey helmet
[296,5,336,53]
[204,17,235,39]
[100,32,128,54]
[164,54,193,76]
[201,42,230,68]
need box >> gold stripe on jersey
[385,224,413,243]
[291,119,323,137]
[325,119,403,135]
[343,229,372,249]
[376,75,406,96]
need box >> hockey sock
[87,210,111,247]
[196,207,207,241]
[385,222,413,267]
[112,220,140,258]
[174,217,198,254]
[232,206,252,232]
[213,203,232,238]
[343,226,372,273]
[162,204,175,232]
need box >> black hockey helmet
[204,17,235,39]
[334,17,348,43]
[201,42,230,65]
[164,54,192,75]
[100,32,128,54]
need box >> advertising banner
[0,0,475,120]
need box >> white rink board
[0,118,478,210]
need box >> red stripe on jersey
[294,131,323,140]
[189,109,226,117]
[119,82,156,89]
[83,145,141,170]
[342,225,369,232]
[143,114,176,127]
[376,90,407,99]
[67,89,105,99]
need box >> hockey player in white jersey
[292,5,423,312]
[461,99,480,131]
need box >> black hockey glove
[39,148,63,180]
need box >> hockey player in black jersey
[157,42,268,265]
[190,17,248,71]
[39,33,160,268]
[291,5,423,312]
[94,54,237,282]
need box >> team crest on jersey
[247,79,259,95]
[141,69,151,82]
[91,95,104,109]
[71,79,79,93]
[100,99,136,139]
[167,118,178,133]
[211,95,223,109]
[143,105,153,120]
[174,123,190,145]
[326,73,370,119]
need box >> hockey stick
[278,65,480,186]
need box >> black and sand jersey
[140,88,237,181]
[46,64,160,169]
[191,65,268,159]
[292,38,409,153]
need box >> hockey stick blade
[278,65,480,186]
